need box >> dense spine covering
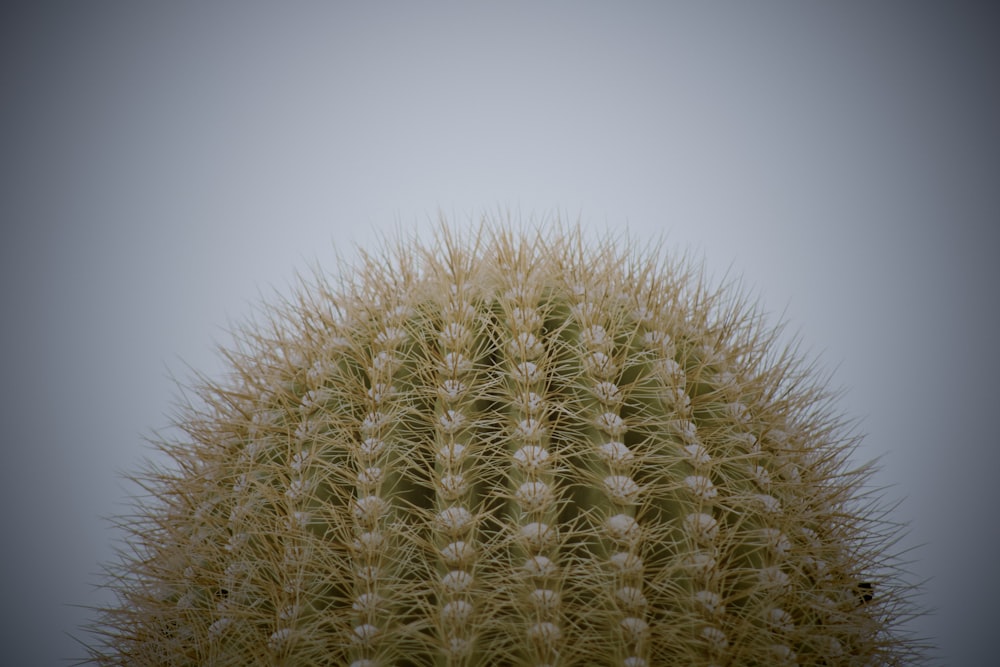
[87,220,922,666]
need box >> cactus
[87,221,922,666]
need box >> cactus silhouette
[86,221,922,665]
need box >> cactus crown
[87,221,922,665]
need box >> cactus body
[88,222,920,665]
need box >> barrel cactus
[87,221,921,665]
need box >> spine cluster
[86,222,922,666]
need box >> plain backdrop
[1,2,997,665]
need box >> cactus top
[87,222,921,666]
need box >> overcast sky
[2,2,997,665]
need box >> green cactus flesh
[88,224,920,666]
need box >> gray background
[2,2,997,665]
